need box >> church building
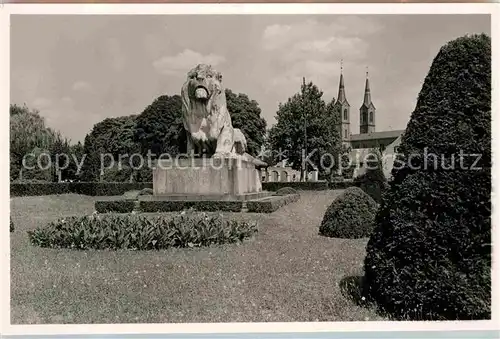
[333,67,405,179]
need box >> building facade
[334,69,405,179]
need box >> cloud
[72,81,92,92]
[153,49,226,75]
[263,18,379,50]
[260,17,383,99]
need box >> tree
[65,141,85,181]
[269,80,341,181]
[81,115,139,181]
[10,104,56,181]
[363,34,491,320]
[134,95,186,158]
[225,89,267,157]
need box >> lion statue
[181,64,247,157]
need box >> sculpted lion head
[181,64,233,154]
[181,64,226,125]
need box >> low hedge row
[95,200,137,213]
[139,200,243,213]
[247,194,300,213]
[263,181,329,191]
[12,180,359,197]
[11,182,154,197]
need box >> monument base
[152,156,263,198]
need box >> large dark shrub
[10,219,14,233]
[319,187,378,239]
[364,34,491,320]
[28,211,257,250]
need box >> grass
[10,191,382,324]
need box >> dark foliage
[225,89,267,157]
[364,34,491,320]
[134,95,187,158]
[319,187,378,239]
[268,81,342,180]
[81,115,139,182]
[246,194,300,213]
[28,212,258,250]
[10,219,14,233]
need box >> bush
[247,194,300,213]
[95,200,136,213]
[10,219,14,232]
[319,187,378,239]
[275,187,298,196]
[28,211,258,250]
[364,34,491,320]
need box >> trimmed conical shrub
[319,186,378,239]
[363,34,491,320]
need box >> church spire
[362,67,372,107]
[359,66,376,134]
[337,60,348,104]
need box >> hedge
[11,180,358,198]
[263,181,329,191]
[247,194,300,213]
[139,200,243,213]
[95,200,136,213]
[11,182,154,197]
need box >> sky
[11,14,490,143]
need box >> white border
[2,3,499,336]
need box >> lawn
[10,190,382,324]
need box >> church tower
[359,70,376,134]
[334,61,350,144]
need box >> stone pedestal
[152,156,263,200]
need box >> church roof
[350,129,405,142]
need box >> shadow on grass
[339,275,370,307]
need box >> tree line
[10,83,345,182]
